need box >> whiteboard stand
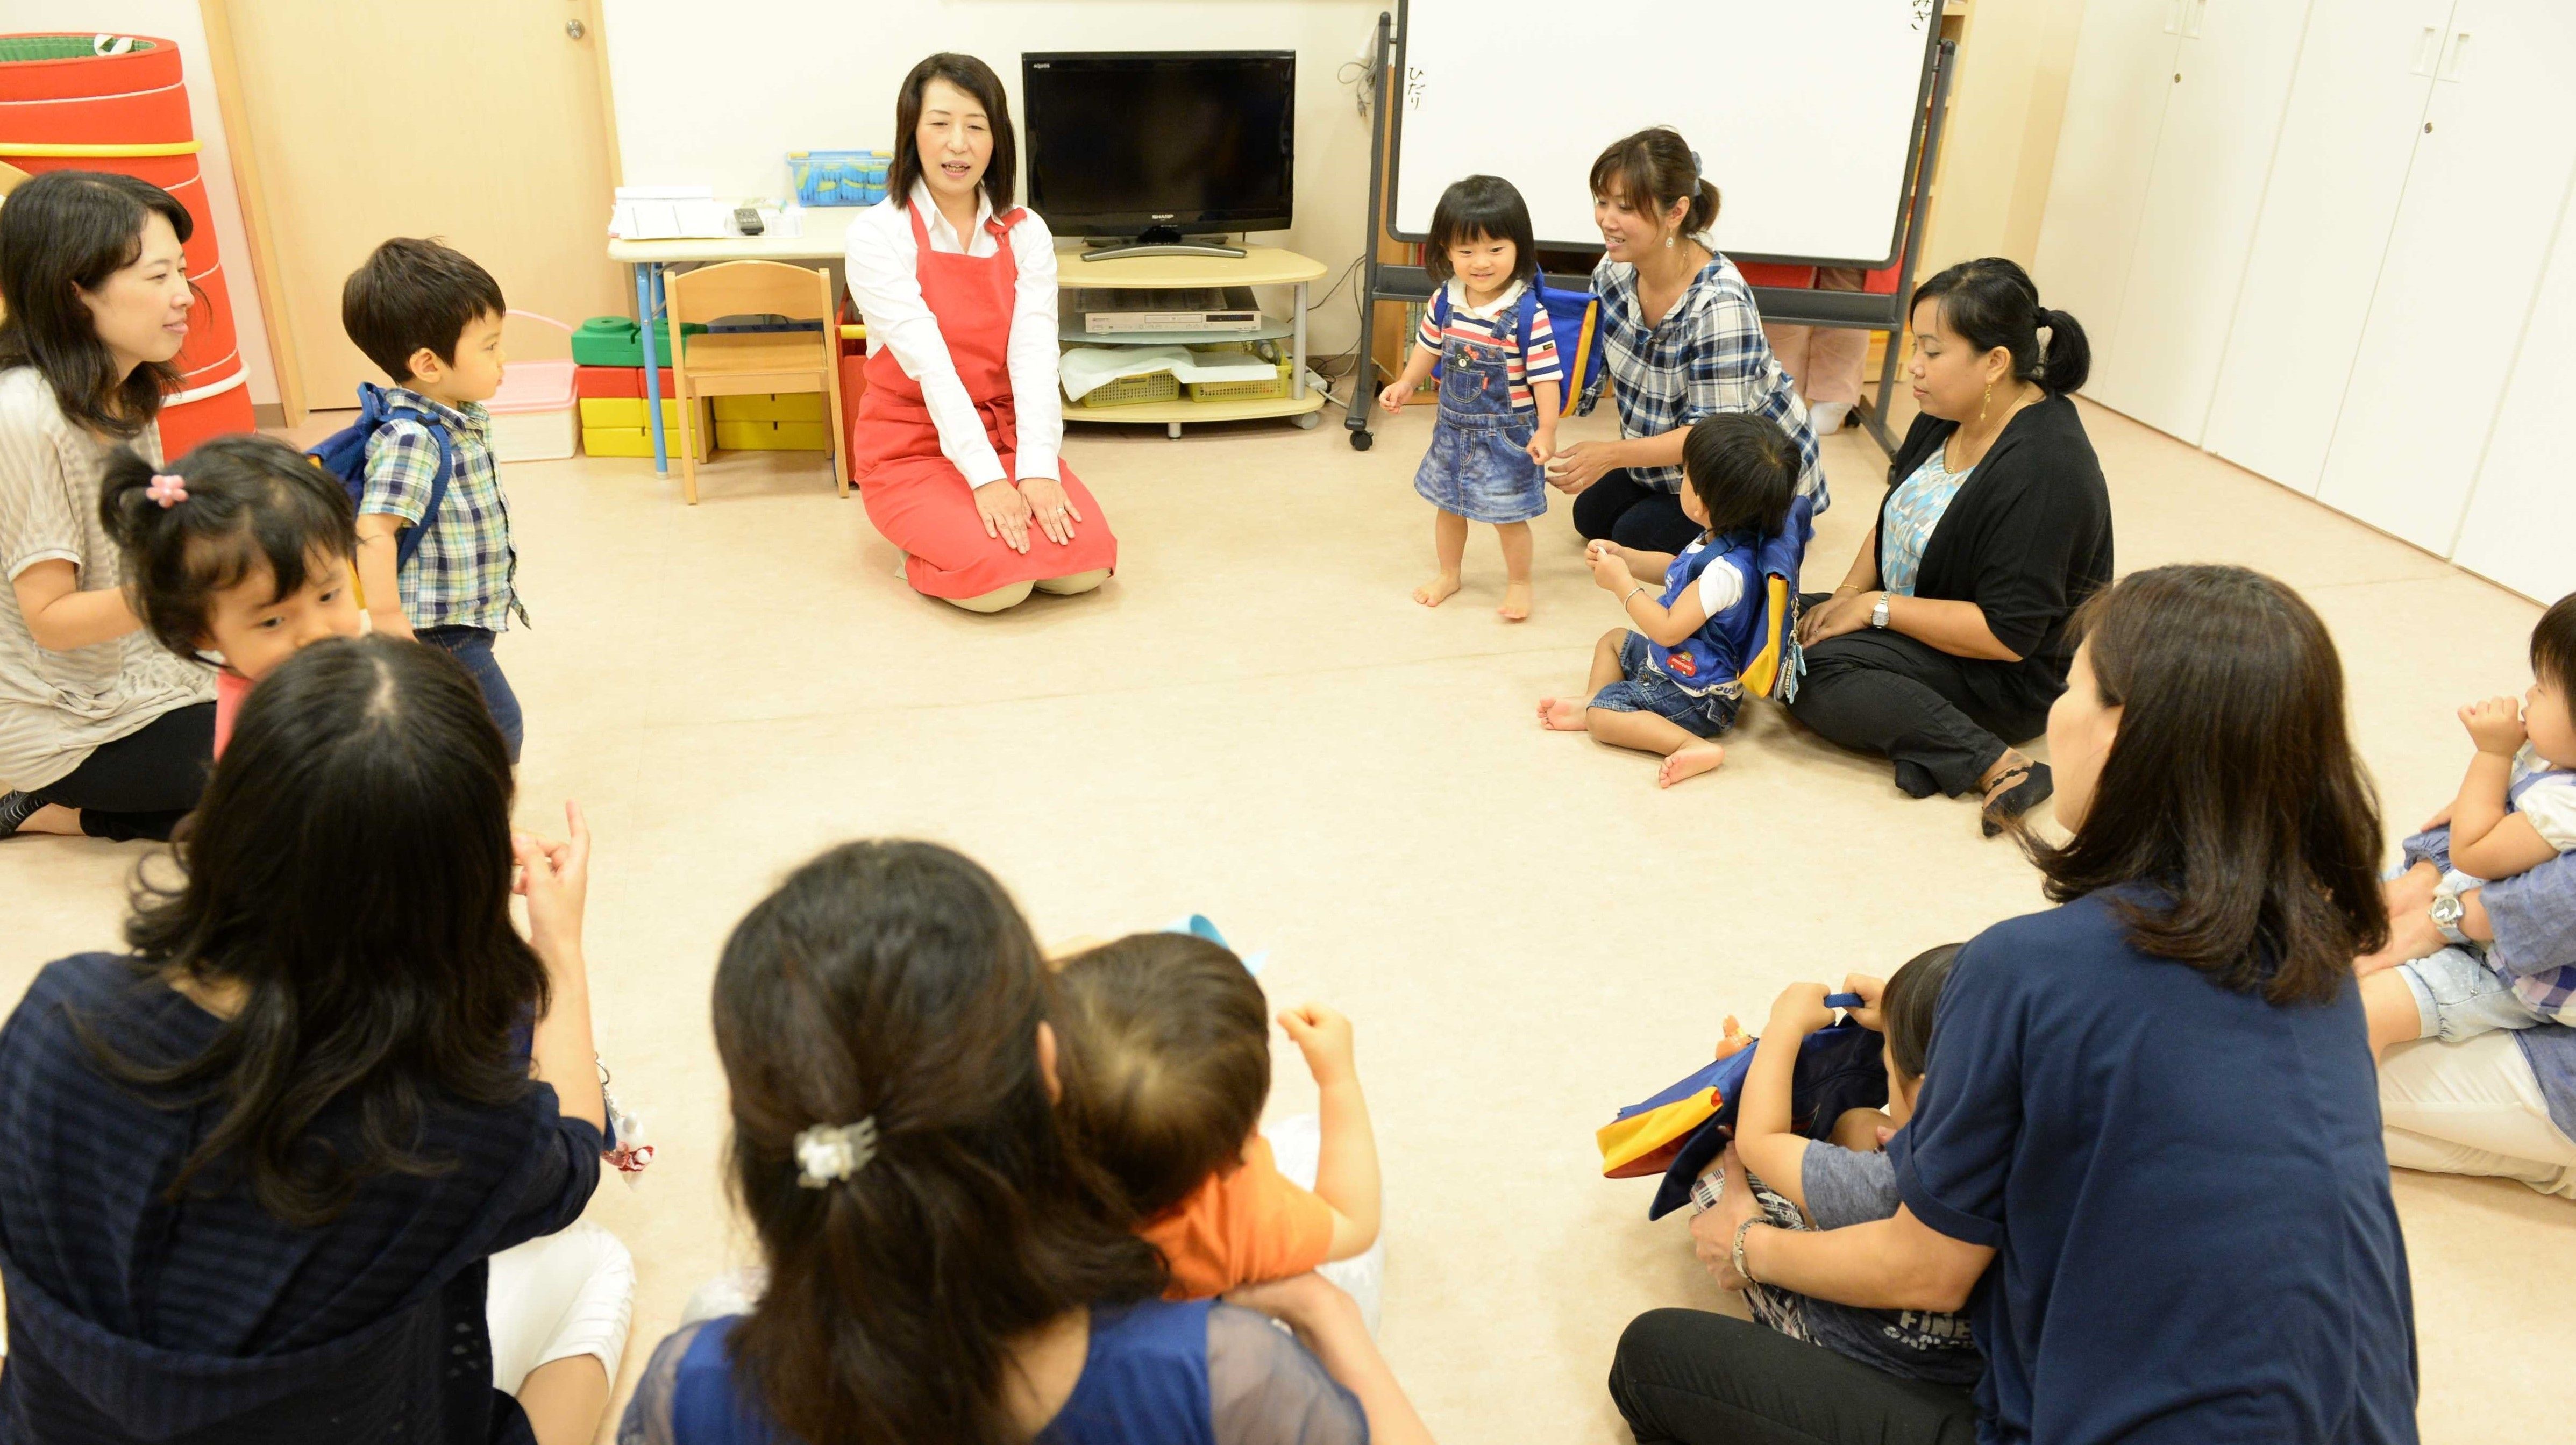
[1342,11,1956,459]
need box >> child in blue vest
[1540,414,1799,787]
[1377,175,1563,622]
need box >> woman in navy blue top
[0,636,615,1444]
[1619,565,2418,1444]
[617,840,1435,1445]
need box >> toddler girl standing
[1378,175,1563,621]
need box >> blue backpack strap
[375,400,457,573]
[1517,280,1553,415]
[1427,282,1450,380]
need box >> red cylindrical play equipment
[1,33,257,457]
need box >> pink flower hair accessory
[145,473,189,508]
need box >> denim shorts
[1589,632,1742,740]
[2399,945,2551,1044]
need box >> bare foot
[1657,743,1726,788]
[1538,697,1589,731]
[1413,572,1462,608]
[1498,581,1533,622]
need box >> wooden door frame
[197,0,625,425]
[198,0,305,426]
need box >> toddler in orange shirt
[1053,933,1382,1299]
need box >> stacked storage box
[712,392,830,451]
[571,316,712,459]
[574,365,710,459]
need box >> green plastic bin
[570,316,706,370]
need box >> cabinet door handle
[2186,0,2209,39]
[2439,29,2472,81]
[2164,0,2186,35]
[2410,25,2443,76]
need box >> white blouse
[844,181,1063,487]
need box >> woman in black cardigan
[1790,259,2112,835]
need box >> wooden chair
[665,261,849,505]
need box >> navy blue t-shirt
[1891,893,2416,1445]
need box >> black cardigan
[1877,394,2112,693]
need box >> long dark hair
[892,53,1017,216]
[1910,257,2091,395]
[99,635,544,1226]
[99,435,356,660]
[0,169,193,438]
[1882,944,1961,1081]
[716,841,1162,1445]
[2030,565,2387,1004]
[1589,127,1719,239]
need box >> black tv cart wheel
[1349,429,1372,452]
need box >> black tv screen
[1023,51,1295,238]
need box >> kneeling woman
[844,53,1116,613]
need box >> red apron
[850,204,1116,599]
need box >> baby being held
[2362,592,2576,1056]
[1052,933,1380,1299]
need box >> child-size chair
[666,261,848,504]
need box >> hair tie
[1689,149,1704,184]
[794,1117,879,1187]
[145,473,188,508]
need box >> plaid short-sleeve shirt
[360,388,525,633]
[1592,252,1827,511]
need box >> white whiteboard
[1392,0,1941,262]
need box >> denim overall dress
[1412,291,1547,525]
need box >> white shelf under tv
[1056,246,1329,438]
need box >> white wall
[599,0,1384,354]
[12,2,281,407]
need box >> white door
[2202,0,2451,494]
[2315,0,2576,551]
[2086,0,2316,444]
[2030,1,2186,372]
[2449,175,2576,603]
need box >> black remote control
[732,207,765,237]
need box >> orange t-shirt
[1139,1136,1335,1300]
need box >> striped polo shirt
[1417,279,1564,412]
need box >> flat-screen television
[1023,51,1295,247]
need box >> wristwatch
[1870,595,1891,630]
[2430,887,2472,947]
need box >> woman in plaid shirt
[1545,129,1825,554]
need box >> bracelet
[1833,583,1861,595]
[1732,1218,1763,1285]
[1626,585,1649,604]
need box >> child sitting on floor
[1721,947,1980,1387]
[1539,412,1800,787]
[97,435,365,756]
[2363,593,2576,1057]
[1377,175,1563,622]
[1052,932,1382,1299]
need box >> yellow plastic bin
[711,392,829,423]
[714,418,830,451]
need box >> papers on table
[1059,345,1279,402]
[605,187,797,242]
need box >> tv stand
[1057,246,1328,438]
[1081,228,1246,261]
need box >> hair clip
[145,473,189,508]
[794,1117,879,1187]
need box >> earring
[1664,232,1676,249]
[1978,380,1992,425]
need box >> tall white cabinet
[2040,0,2576,603]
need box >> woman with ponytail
[1790,258,2113,836]
[1550,127,1826,554]
[620,841,1438,1445]
[0,171,216,842]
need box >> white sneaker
[1809,401,1852,434]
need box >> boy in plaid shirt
[341,238,529,760]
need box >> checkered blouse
[1590,252,1827,511]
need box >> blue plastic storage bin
[787,150,893,208]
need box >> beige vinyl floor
[5,393,2571,1442]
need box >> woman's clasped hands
[974,476,1084,554]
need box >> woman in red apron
[844,54,1116,613]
